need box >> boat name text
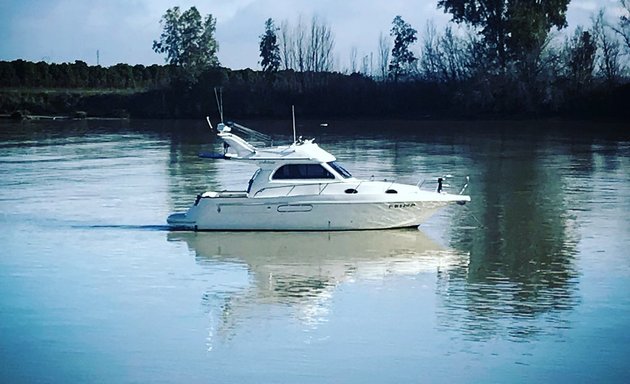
[388,202,417,209]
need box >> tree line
[1,1,629,119]
[0,60,177,89]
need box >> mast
[292,105,296,144]
[214,87,224,123]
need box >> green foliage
[0,60,177,89]
[389,16,417,81]
[259,18,281,72]
[152,6,220,77]
[438,0,569,70]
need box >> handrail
[253,181,342,198]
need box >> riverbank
[0,84,445,120]
[1,81,629,122]
[3,59,630,121]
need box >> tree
[420,22,472,83]
[437,0,569,71]
[306,15,335,72]
[563,27,597,93]
[613,0,630,51]
[350,46,358,73]
[593,10,623,87]
[277,15,335,72]
[377,32,391,80]
[152,6,219,75]
[293,16,307,72]
[279,20,293,70]
[259,18,281,72]
[389,16,417,81]
[0,61,19,87]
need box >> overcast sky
[0,0,623,70]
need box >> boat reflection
[168,230,468,345]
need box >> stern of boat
[167,212,196,230]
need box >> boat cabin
[246,159,354,197]
[215,128,357,198]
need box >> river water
[0,118,628,383]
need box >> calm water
[0,119,629,383]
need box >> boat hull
[168,193,468,231]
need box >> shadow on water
[437,128,608,342]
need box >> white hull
[168,192,467,231]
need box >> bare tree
[360,53,373,76]
[350,46,358,73]
[279,20,293,70]
[420,22,471,83]
[419,22,439,79]
[306,15,335,72]
[593,10,623,86]
[613,0,630,51]
[377,32,391,80]
[278,15,335,73]
[294,16,307,72]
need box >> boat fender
[194,194,202,206]
[437,178,443,193]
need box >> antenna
[214,87,224,123]
[292,105,296,144]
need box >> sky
[0,0,624,70]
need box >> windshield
[328,161,352,178]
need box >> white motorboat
[167,120,470,231]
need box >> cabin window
[328,161,352,178]
[272,164,335,180]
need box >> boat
[167,118,471,231]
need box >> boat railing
[217,191,248,198]
[252,182,338,197]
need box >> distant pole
[97,50,100,66]
[292,105,296,144]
